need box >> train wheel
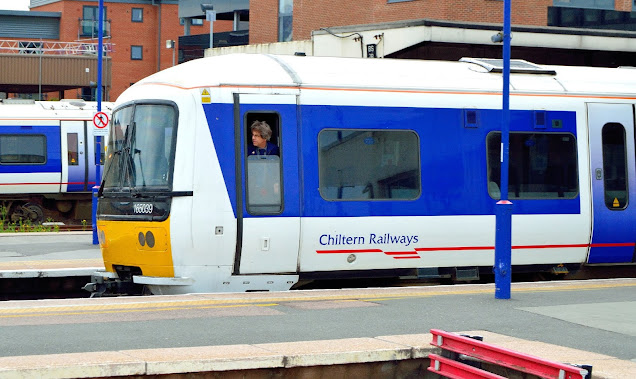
[10,203,45,224]
[24,203,44,224]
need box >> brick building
[1,0,234,100]
[33,0,234,100]
[248,0,636,44]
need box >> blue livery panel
[206,102,579,219]
[0,125,61,174]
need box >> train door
[587,103,636,263]
[61,121,87,192]
[234,93,301,274]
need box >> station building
[0,0,235,101]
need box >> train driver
[248,120,279,156]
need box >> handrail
[429,329,590,379]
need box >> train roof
[0,100,113,119]
[133,53,636,98]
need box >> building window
[180,18,203,26]
[318,129,421,201]
[131,45,143,60]
[0,135,46,164]
[131,8,143,23]
[278,0,293,42]
[81,5,108,38]
[486,132,578,200]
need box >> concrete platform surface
[0,231,103,278]
[0,331,634,378]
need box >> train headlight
[145,231,155,248]
[135,228,167,251]
[97,229,107,247]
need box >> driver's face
[252,130,267,149]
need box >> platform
[0,231,103,278]
[0,279,635,378]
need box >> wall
[31,0,232,101]
[250,0,554,44]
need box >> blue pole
[494,0,513,299]
[92,0,104,245]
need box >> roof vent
[460,58,556,75]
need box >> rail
[428,329,591,379]
[0,40,113,56]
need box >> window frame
[317,128,421,202]
[244,111,284,215]
[131,45,143,60]
[486,131,579,200]
[601,123,628,210]
[131,7,143,23]
[0,134,47,165]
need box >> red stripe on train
[317,242,635,260]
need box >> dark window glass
[94,136,105,165]
[278,0,293,42]
[179,18,203,26]
[131,8,143,22]
[82,6,107,38]
[0,135,46,164]
[102,106,133,189]
[487,132,578,199]
[68,133,79,166]
[102,104,177,191]
[602,123,628,210]
[318,130,420,200]
[131,45,143,60]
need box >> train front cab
[94,100,185,295]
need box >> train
[0,99,113,224]
[88,53,636,296]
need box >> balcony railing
[0,40,113,56]
[79,19,112,39]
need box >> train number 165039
[133,203,154,214]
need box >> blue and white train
[92,54,636,295]
[0,99,112,223]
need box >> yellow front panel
[97,218,175,277]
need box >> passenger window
[68,133,79,166]
[0,135,46,164]
[486,132,578,200]
[602,123,628,210]
[245,112,282,214]
[318,129,420,200]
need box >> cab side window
[245,112,283,214]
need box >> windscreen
[102,103,177,192]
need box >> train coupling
[83,270,142,297]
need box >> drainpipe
[152,0,162,72]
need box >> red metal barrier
[428,353,506,379]
[429,329,589,379]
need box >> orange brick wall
[615,0,633,11]
[31,0,232,101]
[252,0,553,44]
